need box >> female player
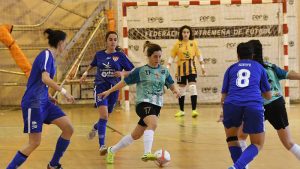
[6,29,75,169]
[166,25,205,118]
[237,40,300,161]
[80,31,134,155]
[98,43,180,164]
[221,42,271,169]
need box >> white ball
[154,149,171,167]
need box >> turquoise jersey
[124,64,174,107]
[263,62,288,105]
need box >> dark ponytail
[44,28,66,48]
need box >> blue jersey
[91,50,134,85]
[124,64,174,107]
[22,50,55,108]
[263,62,288,105]
[222,59,270,106]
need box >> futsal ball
[154,149,171,167]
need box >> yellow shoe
[192,110,199,118]
[141,152,157,162]
[106,147,115,164]
[174,110,185,117]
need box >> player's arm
[80,65,94,83]
[198,54,206,76]
[42,72,75,103]
[98,80,127,99]
[287,70,300,80]
[260,68,272,100]
[169,84,180,98]
[217,93,227,122]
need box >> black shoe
[47,163,63,169]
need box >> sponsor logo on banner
[289,0,294,5]
[289,41,295,47]
[252,15,269,21]
[201,87,218,94]
[199,16,216,22]
[203,58,217,64]
[148,17,164,23]
[129,45,139,51]
[128,25,279,40]
[226,43,237,49]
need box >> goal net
[122,0,289,104]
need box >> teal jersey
[264,62,288,105]
[124,64,174,107]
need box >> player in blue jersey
[97,43,180,164]
[221,42,272,169]
[237,40,300,161]
[80,31,134,155]
[6,29,75,169]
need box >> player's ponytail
[44,28,66,48]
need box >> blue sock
[229,146,242,162]
[234,144,259,169]
[98,118,107,147]
[49,136,70,166]
[7,151,28,169]
[93,122,98,130]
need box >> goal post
[122,0,289,105]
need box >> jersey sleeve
[221,67,230,94]
[39,50,53,74]
[194,40,201,57]
[170,41,179,58]
[120,53,134,71]
[164,69,175,88]
[90,54,97,67]
[124,67,141,85]
[272,64,288,80]
[260,69,271,93]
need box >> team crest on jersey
[112,56,119,62]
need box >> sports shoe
[174,110,185,117]
[106,147,115,164]
[47,163,63,169]
[191,110,199,118]
[141,152,157,162]
[99,145,108,156]
[228,166,236,169]
[87,129,97,140]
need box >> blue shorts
[22,101,66,133]
[223,103,265,134]
[94,83,119,113]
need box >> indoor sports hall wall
[117,0,300,104]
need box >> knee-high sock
[179,96,185,111]
[144,130,154,154]
[229,146,242,163]
[98,118,107,147]
[111,135,134,153]
[49,136,70,166]
[191,95,197,110]
[6,151,28,169]
[234,144,259,169]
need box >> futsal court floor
[1,104,299,169]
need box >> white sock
[111,135,134,153]
[239,140,248,151]
[144,130,154,154]
[290,144,300,160]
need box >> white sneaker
[99,145,108,156]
